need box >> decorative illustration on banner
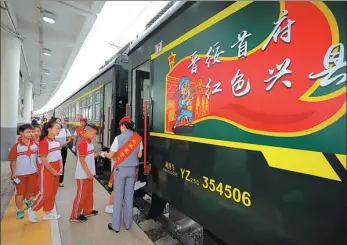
[164,2,346,137]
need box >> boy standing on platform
[70,124,105,223]
[8,124,38,219]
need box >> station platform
[1,151,156,245]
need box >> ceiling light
[42,48,51,56]
[43,69,50,75]
[42,11,56,24]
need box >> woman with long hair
[27,120,63,222]
[52,117,72,187]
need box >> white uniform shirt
[9,140,38,176]
[55,128,71,145]
[39,138,62,163]
[75,139,96,179]
[47,141,62,162]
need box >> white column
[30,98,34,119]
[23,81,33,123]
[1,29,21,160]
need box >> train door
[132,60,151,181]
[103,82,113,147]
[132,61,150,138]
[112,67,129,138]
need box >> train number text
[201,176,252,207]
[180,168,200,185]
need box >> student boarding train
[36,1,347,245]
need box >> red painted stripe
[144,100,148,175]
[99,108,103,142]
[107,107,110,146]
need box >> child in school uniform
[8,124,38,219]
[32,124,41,145]
[52,117,72,187]
[27,120,63,222]
[70,124,105,222]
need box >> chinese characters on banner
[165,2,346,134]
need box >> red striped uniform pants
[70,179,94,219]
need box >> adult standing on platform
[104,116,143,232]
[72,118,87,153]
[54,117,72,187]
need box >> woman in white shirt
[54,118,72,187]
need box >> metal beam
[0,23,24,41]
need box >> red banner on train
[164,2,346,136]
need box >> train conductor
[104,116,143,232]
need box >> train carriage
[127,1,347,245]
[53,44,130,151]
[36,1,346,245]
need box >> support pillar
[1,29,21,160]
[23,81,33,123]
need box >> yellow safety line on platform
[336,154,347,170]
[1,196,51,245]
[150,132,342,182]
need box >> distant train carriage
[53,44,130,150]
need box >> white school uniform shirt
[75,139,96,179]
[39,138,63,163]
[9,140,38,176]
[55,127,71,145]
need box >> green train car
[128,1,346,245]
[46,45,130,151]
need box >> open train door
[132,62,151,180]
[132,61,167,218]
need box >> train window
[76,102,80,118]
[95,91,101,120]
[87,95,92,120]
[89,95,92,105]
[72,104,76,120]
[80,100,85,118]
